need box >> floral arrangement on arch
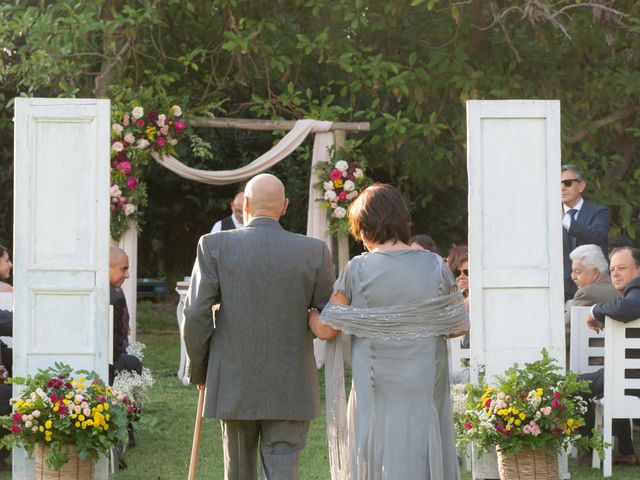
[0,363,137,471]
[315,143,371,235]
[458,349,606,458]
[110,104,186,240]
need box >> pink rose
[123,114,130,126]
[110,205,116,212]
[135,118,145,127]
[117,161,132,174]
[156,137,167,148]
[338,191,347,202]
[160,125,169,135]
[111,141,124,153]
[11,425,21,434]
[126,177,139,189]
[11,412,22,422]
[173,121,186,132]
[329,169,342,181]
[464,421,473,430]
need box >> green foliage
[0,1,638,276]
[460,350,607,458]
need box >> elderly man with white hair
[564,244,619,361]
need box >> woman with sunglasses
[0,246,12,293]
[309,184,469,480]
[450,253,469,300]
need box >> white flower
[324,190,338,202]
[541,406,552,416]
[171,105,182,117]
[110,185,122,198]
[333,206,347,218]
[35,388,45,398]
[112,123,123,134]
[126,341,146,361]
[124,203,137,216]
[32,426,38,432]
[343,180,356,192]
[347,191,358,200]
[131,106,144,120]
[323,181,334,191]
[335,160,349,172]
[83,408,91,417]
[25,420,32,428]
[168,138,178,146]
[330,202,338,209]
[137,138,150,149]
[111,141,124,152]
[32,410,40,418]
[353,168,364,179]
[113,367,155,408]
[157,114,166,126]
[124,132,135,144]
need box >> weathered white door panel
[13,98,110,477]
[467,100,565,479]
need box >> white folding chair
[570,306,604,374]
[592,316,640,477]
[448,337,472,470]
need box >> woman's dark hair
[449,252,468,276]
[409,234,438,253]
[348,183,411,246]
[446,243,468,266]
[0,246,7,259]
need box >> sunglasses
[455,269,469,277]
[561,179,581,187]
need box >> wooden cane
[188,385,206,480]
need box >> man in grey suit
[183,173,334,480]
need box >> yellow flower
[535,388,543,398]
[53,404,59,412]
[506,425,512,431]
[104,403,109,411]
[334,179,343,188]
[104,424,109,431]
[515,419,522,426]
[509,417,515,423]
[146,127,157,140]
[75,422,80,427]
[45,420,52,429]
[39,426,44,432]
[79,414,85,421]
[96,404,104,412]
[519,413,526,421]
[512,408,519,415]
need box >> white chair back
[569,306,604,374]
[595,316,640,477]
[448,336,470,377]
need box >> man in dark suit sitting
[109,247,142,383]
[561,164,610,301]
[580,246,640,466]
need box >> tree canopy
[1,0,638,278]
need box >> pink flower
[530,422,541,436]
[551,399,564,410]
[484,398,492,408]
[173,120,186,132]
[111,141,124,153]
[11,412,22,423]
[160,125,169,135]
[338,191,347,202]
[117,161,132,174]
[329,169,342,181]
[157,114,166,127]
[496,423,507,434]
[123,114,130,126]
[11,425,21,434]
[541,406,552,416]
[156,137,167,148]
[50,394,58,403]
[464,421,473,430]
[135,118,145,127]
[523,424,532,434]
[126,177,139,189]
[110,204,116,212]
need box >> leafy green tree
[0,0,638,278]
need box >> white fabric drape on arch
[150,119,335,366]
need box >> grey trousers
[220,419,310,480]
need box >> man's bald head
[231,191,244,223]
[243,174,288,223]
[109,246,129,288]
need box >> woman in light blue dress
[310,184,469,480]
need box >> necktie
[567,209,577,249]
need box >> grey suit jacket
[565,274,620,329]
[183,217,334,420]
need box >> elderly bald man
[184,174,334,480]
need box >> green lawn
[2,299,638,478]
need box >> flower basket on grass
[0,363,136,477]
[458,349,606,480]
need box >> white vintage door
[13,98,110,477]
[467,100,565,478]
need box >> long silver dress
[322,249,467,480]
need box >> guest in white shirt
[211,191,245,233]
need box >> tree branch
[566,106,637,144]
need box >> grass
[2,299,639,478]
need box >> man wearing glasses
[211,191,245,233]
[561,164,610,301]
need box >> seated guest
[564,244,620,361]
[409,234,439,255]
[0,246,12,292]
[109,247,142,383]
[449,252,469,300]
[579,246,640,466]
